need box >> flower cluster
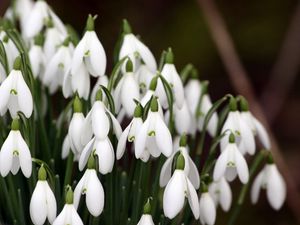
[0,0,286,225]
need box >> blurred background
[1,0,300,224]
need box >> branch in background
[196,0,300,222]
[260,2,300,123]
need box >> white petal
[71,63,90,100]
[106,110,122,139]
[17,72,33,118]
[219,178,232,211]
[155,115,172,157]
[254,117,271,150]
[137,214,155,225]
[0,131,15,176]
[213,149,229,181]
[135,119,150,159]
[0,71,13,115]
[186,178,200,219]
[239,118,255,155]
[250,171,263,204]
[95,139,115,174]
[199,193,216,225]
[53,205,68,225]
[71,36,86,75]
[86,170,104,216]
[78,138,95,171]
[121,73,140,116]
[62,135,71,159]
[17,131,32,177]
[266,165,286,210]
[188,157,200,189]
[71,205,84,225]
[163,170,185,219]
[159,155,173,187]
[116,124,131,160]
[234,148,249,184]
[30,181,47,225]
[45,182,57,223]
[92,102,110,139]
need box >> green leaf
[0,40,9,74]
[100,85,116,115]
[108,56,128,92]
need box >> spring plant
[0,0,286,225]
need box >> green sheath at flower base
[65,186,74,204]
[267,153,274,164]
[176,153,185,170]
[13,56,22,70]
[126,59,133,72]
[122,19,132,34]
[38,165,47,181]
[62,36,71,47]
[73,96,82,113]
[190,67,199,79]
[149,76,158,91]
[201,81,209,95]
[143,198,152,214]
[229,133,235,143]
[239,96,249,112]
[34,33,45,46]
[134,103,143,118]
[229,96,237,111]
[95,89,103,101]
[165,48,174,64]
[86,14,97,31]
[200,181,208,193]
[11,118,20,131]
[2,35,9,43]
[150,97,158,112]
[179,134,187,147]
[45,18,54,28]
[87,154,96,169]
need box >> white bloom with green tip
[0,57,33,118]
[0,119,32,178]
[137,199,155,225]
[29,40,46,79]
[209,177,232,211]
[30,166,57,225]
[163,153,200,219]
[199,192,216,225]
[251,161,286,210]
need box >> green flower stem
[228,150,267,225]
[180,63,194,84]
[17,189,25,225]
[55,175,62,210]
[63,153,74,188]
[0,177,15,221]
[7,175,18,215]
[158,50,167,71]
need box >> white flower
[43,38,73,94]
[14,0,34,33]
[163,154,199,219]
[79,137,115,175]
[43,25,65,61]
[137,215,155,225]
[24,1,66,39]
[0,120,32,178]
[240,111,271,150]
[71,15,106,77]
[220,108,255,156]
[251,162,286,210]
[116,104,144,160]
[29,39,46,79]
[185,79,201,114]
[119,20,156,72]
[74,163,104,216]
[30,166,57,225]
[0,58,33,118]
[80,100,122,145]
[53,188,83,225]
[199,192,216,225]
[209,177,232,211]
[1,33,19,71]
[156,60,184,109]
[135,98,172,159]
[173,100,194,135]
[213,134,249,184]
[160,142,200,189]
[135,64,155,95]
[114,63,140,116]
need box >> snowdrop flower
[1,33,19,71]
[209,177,232,211]
[163,153,199,219]
[43,20,65,62]
[119,19,157,73]
[135,97,173,159]
[0,56,33,118]
[30,165,57,225]
[29,34,46,79]
[117,103,145,160]
[43,37,73,94]
[74,155,104,217]
[156,49,184,109]
[239,96,271,150]
[91,75,108,103]
[137,198,155,225]
[24,0,66,39]
[0,119,32,177]
[199,185,216,225]
[114,59,140,116]
[173,100,194,135]
[135,64,155,95]
[53,187,83,225]
[160,135,200,189]
[71,15,106,77]
[0,62,6,83]
[64,96,85,160]
[14,0,34,33]
[80,90,122,145]
[220,97,255,155]
[213,133,249,184]
[251,155,286,210]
